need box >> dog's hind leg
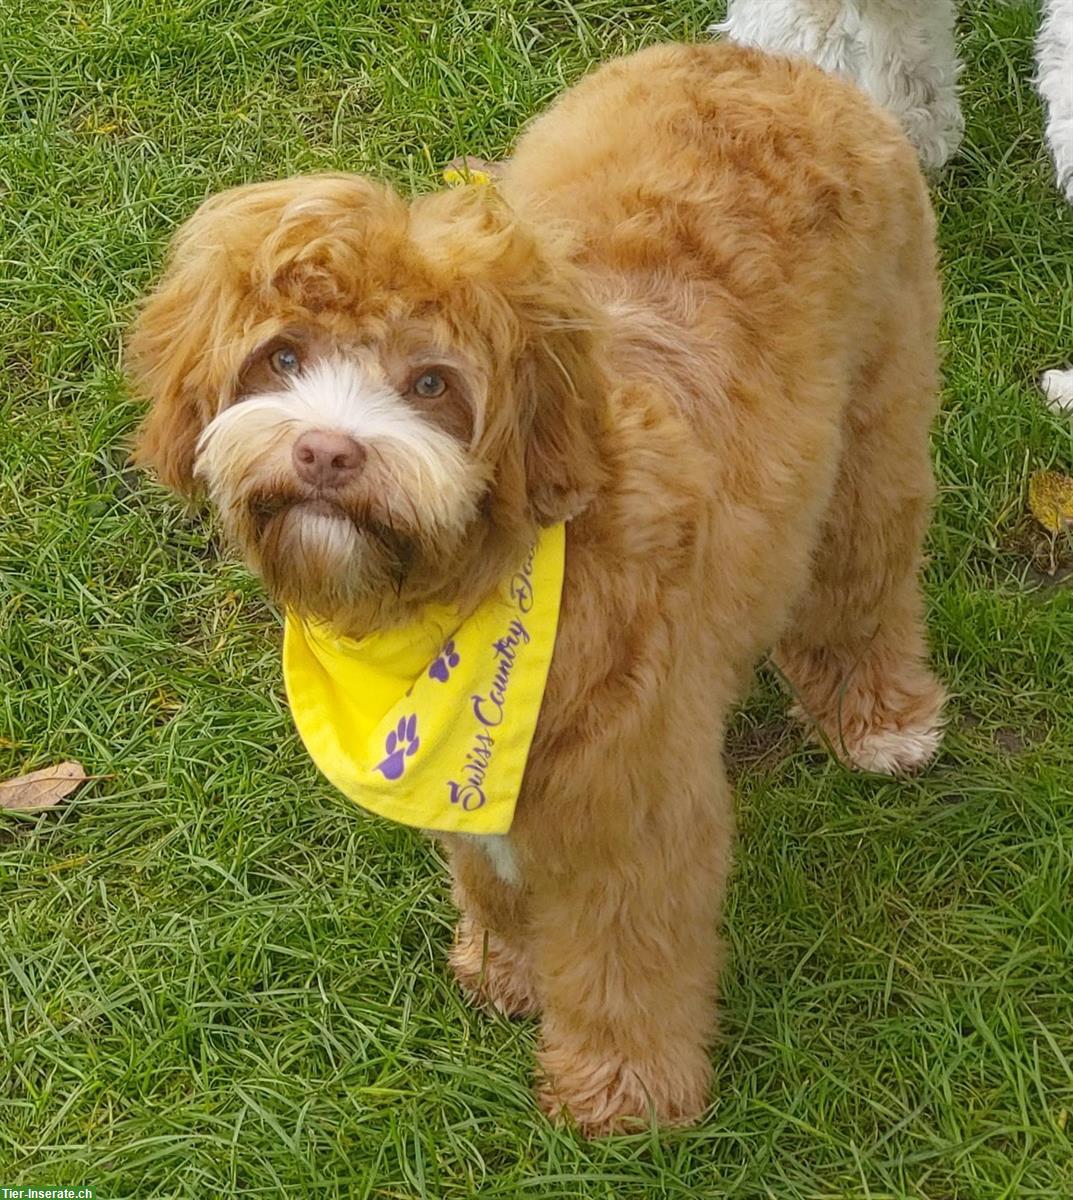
[852,0,963,173]
[773,342,946,776]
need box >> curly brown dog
[128,42,946,1136]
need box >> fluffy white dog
[714,0,1073,409]
[1036,0,1073,412]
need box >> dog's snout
[292,430,366,489]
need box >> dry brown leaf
[1028,470,1073,534]
[0,761,87,811]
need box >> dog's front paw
[450,916,538,1018]
[536,1036,710,1137]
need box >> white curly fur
[1033,0,1073,415]
[711,0,964,171]
[1037,0,1073,203]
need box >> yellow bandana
[282,523,565,835]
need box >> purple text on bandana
[446,545,538,813]
[470,619,530,729]
[509,548,536,613]
[447,730,494,811]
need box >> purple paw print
[375,714,420,781]
[428,638,461,683]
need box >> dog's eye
[270,346,302,376]
[412,371,447,399]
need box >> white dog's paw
[892,93,965,173]
[1040,367,1073,414]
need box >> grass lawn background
[2,1,1071,1195]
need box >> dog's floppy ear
[518,312,608,526]
[410,184,607,525]
[127,289,224,498]
[126,202,249,496]
[126,242,236,495]
[126,183,266,492]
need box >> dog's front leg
[524,775,733,1137]
[444,834,538,1018]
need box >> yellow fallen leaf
[0,761,86,811]
[1028,470,1073,534]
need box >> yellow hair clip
[442,157,497,188]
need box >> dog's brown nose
[292,430,365,489]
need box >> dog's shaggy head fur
[128,175,606,630]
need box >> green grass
[2,0,1072,1195]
